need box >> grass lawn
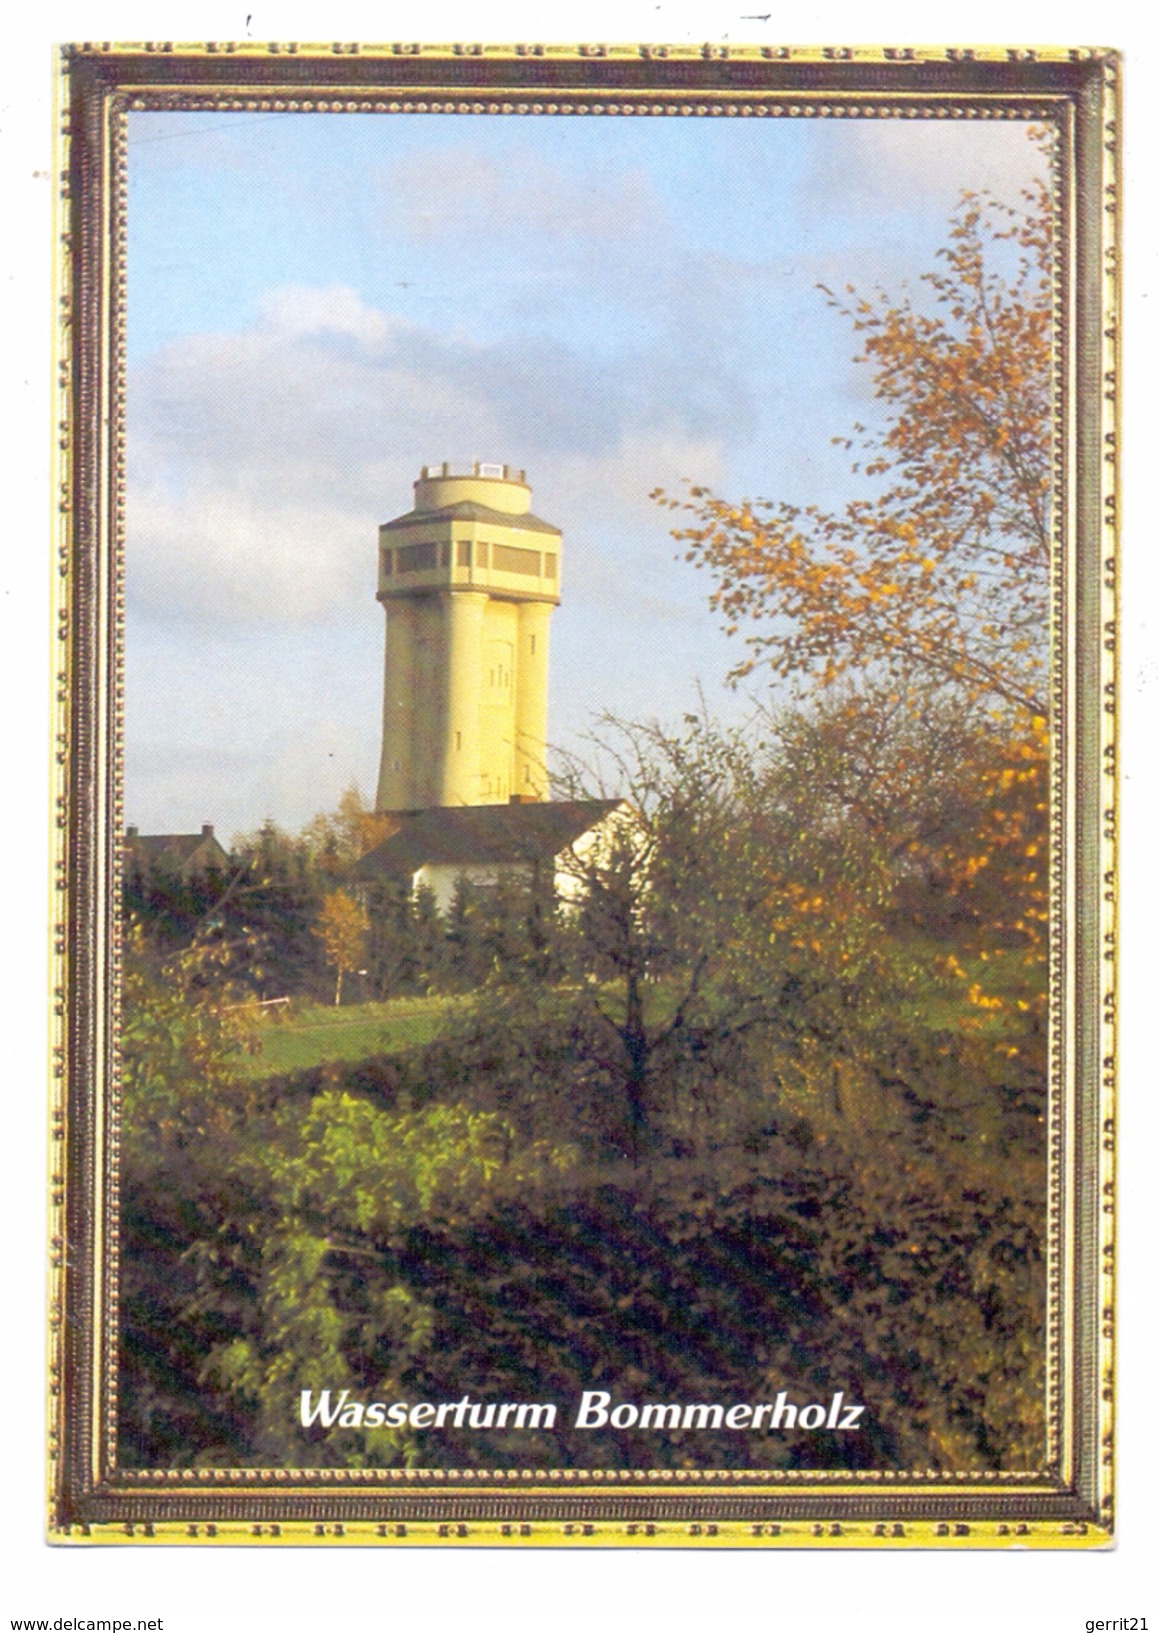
[231,958,1037,1090]
[234,993,472,1078]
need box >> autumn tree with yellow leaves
[314,888,370,1006]
[655,172,1053,1038]
[656,178,1052,716]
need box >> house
[123,823,231,882]
[352,799,631,914]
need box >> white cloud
[127,484,369,623]
[537,431,728,606]
[802,118,1049,217]
[126,285,739,630]
[256,284,396,346]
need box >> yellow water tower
[375,462,562,812]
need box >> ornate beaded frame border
[49,42,1119,1548]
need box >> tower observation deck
[375,463,562,813]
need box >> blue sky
[124,109,1046,839]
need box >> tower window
[477,542,489,567]
[530,634,536,655]
[397,541,438,573]
[493,543,540,576]
[457,540,471,567]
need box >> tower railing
[418,461,527,483]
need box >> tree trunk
[622,971,649,1165]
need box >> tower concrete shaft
[375,463,561,812]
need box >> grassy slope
[232,993,473,1078]
[233,953,1031,1081]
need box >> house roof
[124,828,230,875]
[381,500,562,536]
[354,800,623,881]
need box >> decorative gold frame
[50,41,1119,1547]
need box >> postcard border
[49,41,1119,1546]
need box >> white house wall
[414,861,534,915]
[553,803,642,908]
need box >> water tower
[375,462,562,812]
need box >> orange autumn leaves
[937,718,1049,1034]
[752,691,1048,1033]
[654,182,1052,721]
